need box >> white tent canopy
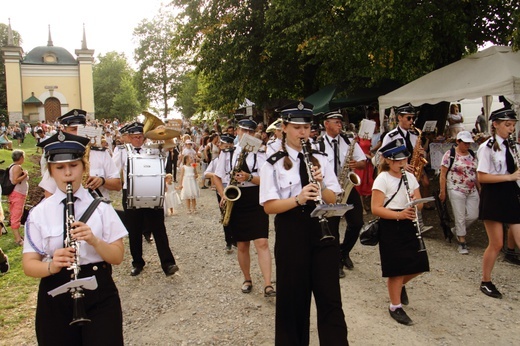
[378,46,520,114]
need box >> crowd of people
[0,101,519,344]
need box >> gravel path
[9,185,520,345]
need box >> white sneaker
[458,243,469,254]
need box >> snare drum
[127,155,165,208]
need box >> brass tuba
[142,111,165,134]
[410,125,428,181]
[337,132,361,204]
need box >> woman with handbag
[371,138,430,326]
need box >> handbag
[359,177,403,246]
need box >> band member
[205,134,235,252]
[38,109,122,199]
[23,130,127,344]
[113,122,179,276]
[213,119,275,297]
[371,138,429,326]
[265,118,283,157]
[477,108,520,299]
[314,110,365,277]
[260,101,348,345]
[381,104,434,227]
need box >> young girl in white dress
[178,155,200,213]
[164,173,178,216]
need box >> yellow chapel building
[1,21,95,125]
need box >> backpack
[446,146,475,174]
[0,164,16,196]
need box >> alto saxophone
[410,125,428,181]
[220,146,250,226]
[337,132,361,204]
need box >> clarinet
[65,183,91,326]
[300,139,335,242]
[400,169,427,252]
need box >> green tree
[93,52,141,121]
[170,0,519,114]
[133,6,188,118]
[175,70,198,119]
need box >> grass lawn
[0,134,44,339]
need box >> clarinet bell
[319,218,335,242]
[70,292,91,326]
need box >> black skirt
[378,218,430,278]
[479,181,520,223]
[227,185,269,241]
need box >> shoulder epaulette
[311,149,328,157]
[389,130,399,138]
[486,138,495,148]
[267,151,288,165]
[90,146,107,152]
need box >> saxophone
[410,125,428,181]
[337,132,361,204]
[220,146,250,226]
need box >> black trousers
[36,262,123,345]
[122,189,152,239]
[125,206,176,271]
[328,188,364,263]
[274,207,348,346]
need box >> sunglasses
[405,116,416,121]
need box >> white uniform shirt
[259,145,341,206]
[214,145,266,187]
[372,171,419,210]
[38,149,120,198]
[23,186,128,264]
[265,138,282,157]
[315,134,365,174]
[477,136,517,175]
[381,126,418,149]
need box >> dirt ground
[7,174,520,345]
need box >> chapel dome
[23,45,77,65]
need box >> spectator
[447,104,465,138]
[9,150,29,246]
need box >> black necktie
[332,139,339,175]
[135,148,141,154]
[504,141,516,173]
[298,153,309,187]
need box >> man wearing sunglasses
[381,104,434,231]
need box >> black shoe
[144,234,153,243]
[164,264,179,276]
[201,186,208,189]
[343,256,354,270]
[504,254,520,266]
[241,280,253,293]
[389,307,413,325]
[339,267,346,279]
[480,281,502,299]
[130,266,143,276]
[401,286,409,305]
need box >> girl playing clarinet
[22,130,127,345]
[477,108,520,299]
[260,101,348,345]
[371,138,429,326]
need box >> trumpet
[65,183,91,326]
[300,139,335,242]
[400,169,426,252]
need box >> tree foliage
[169,0,519,115]
[93,52,141,121]
[133,6,189,118]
